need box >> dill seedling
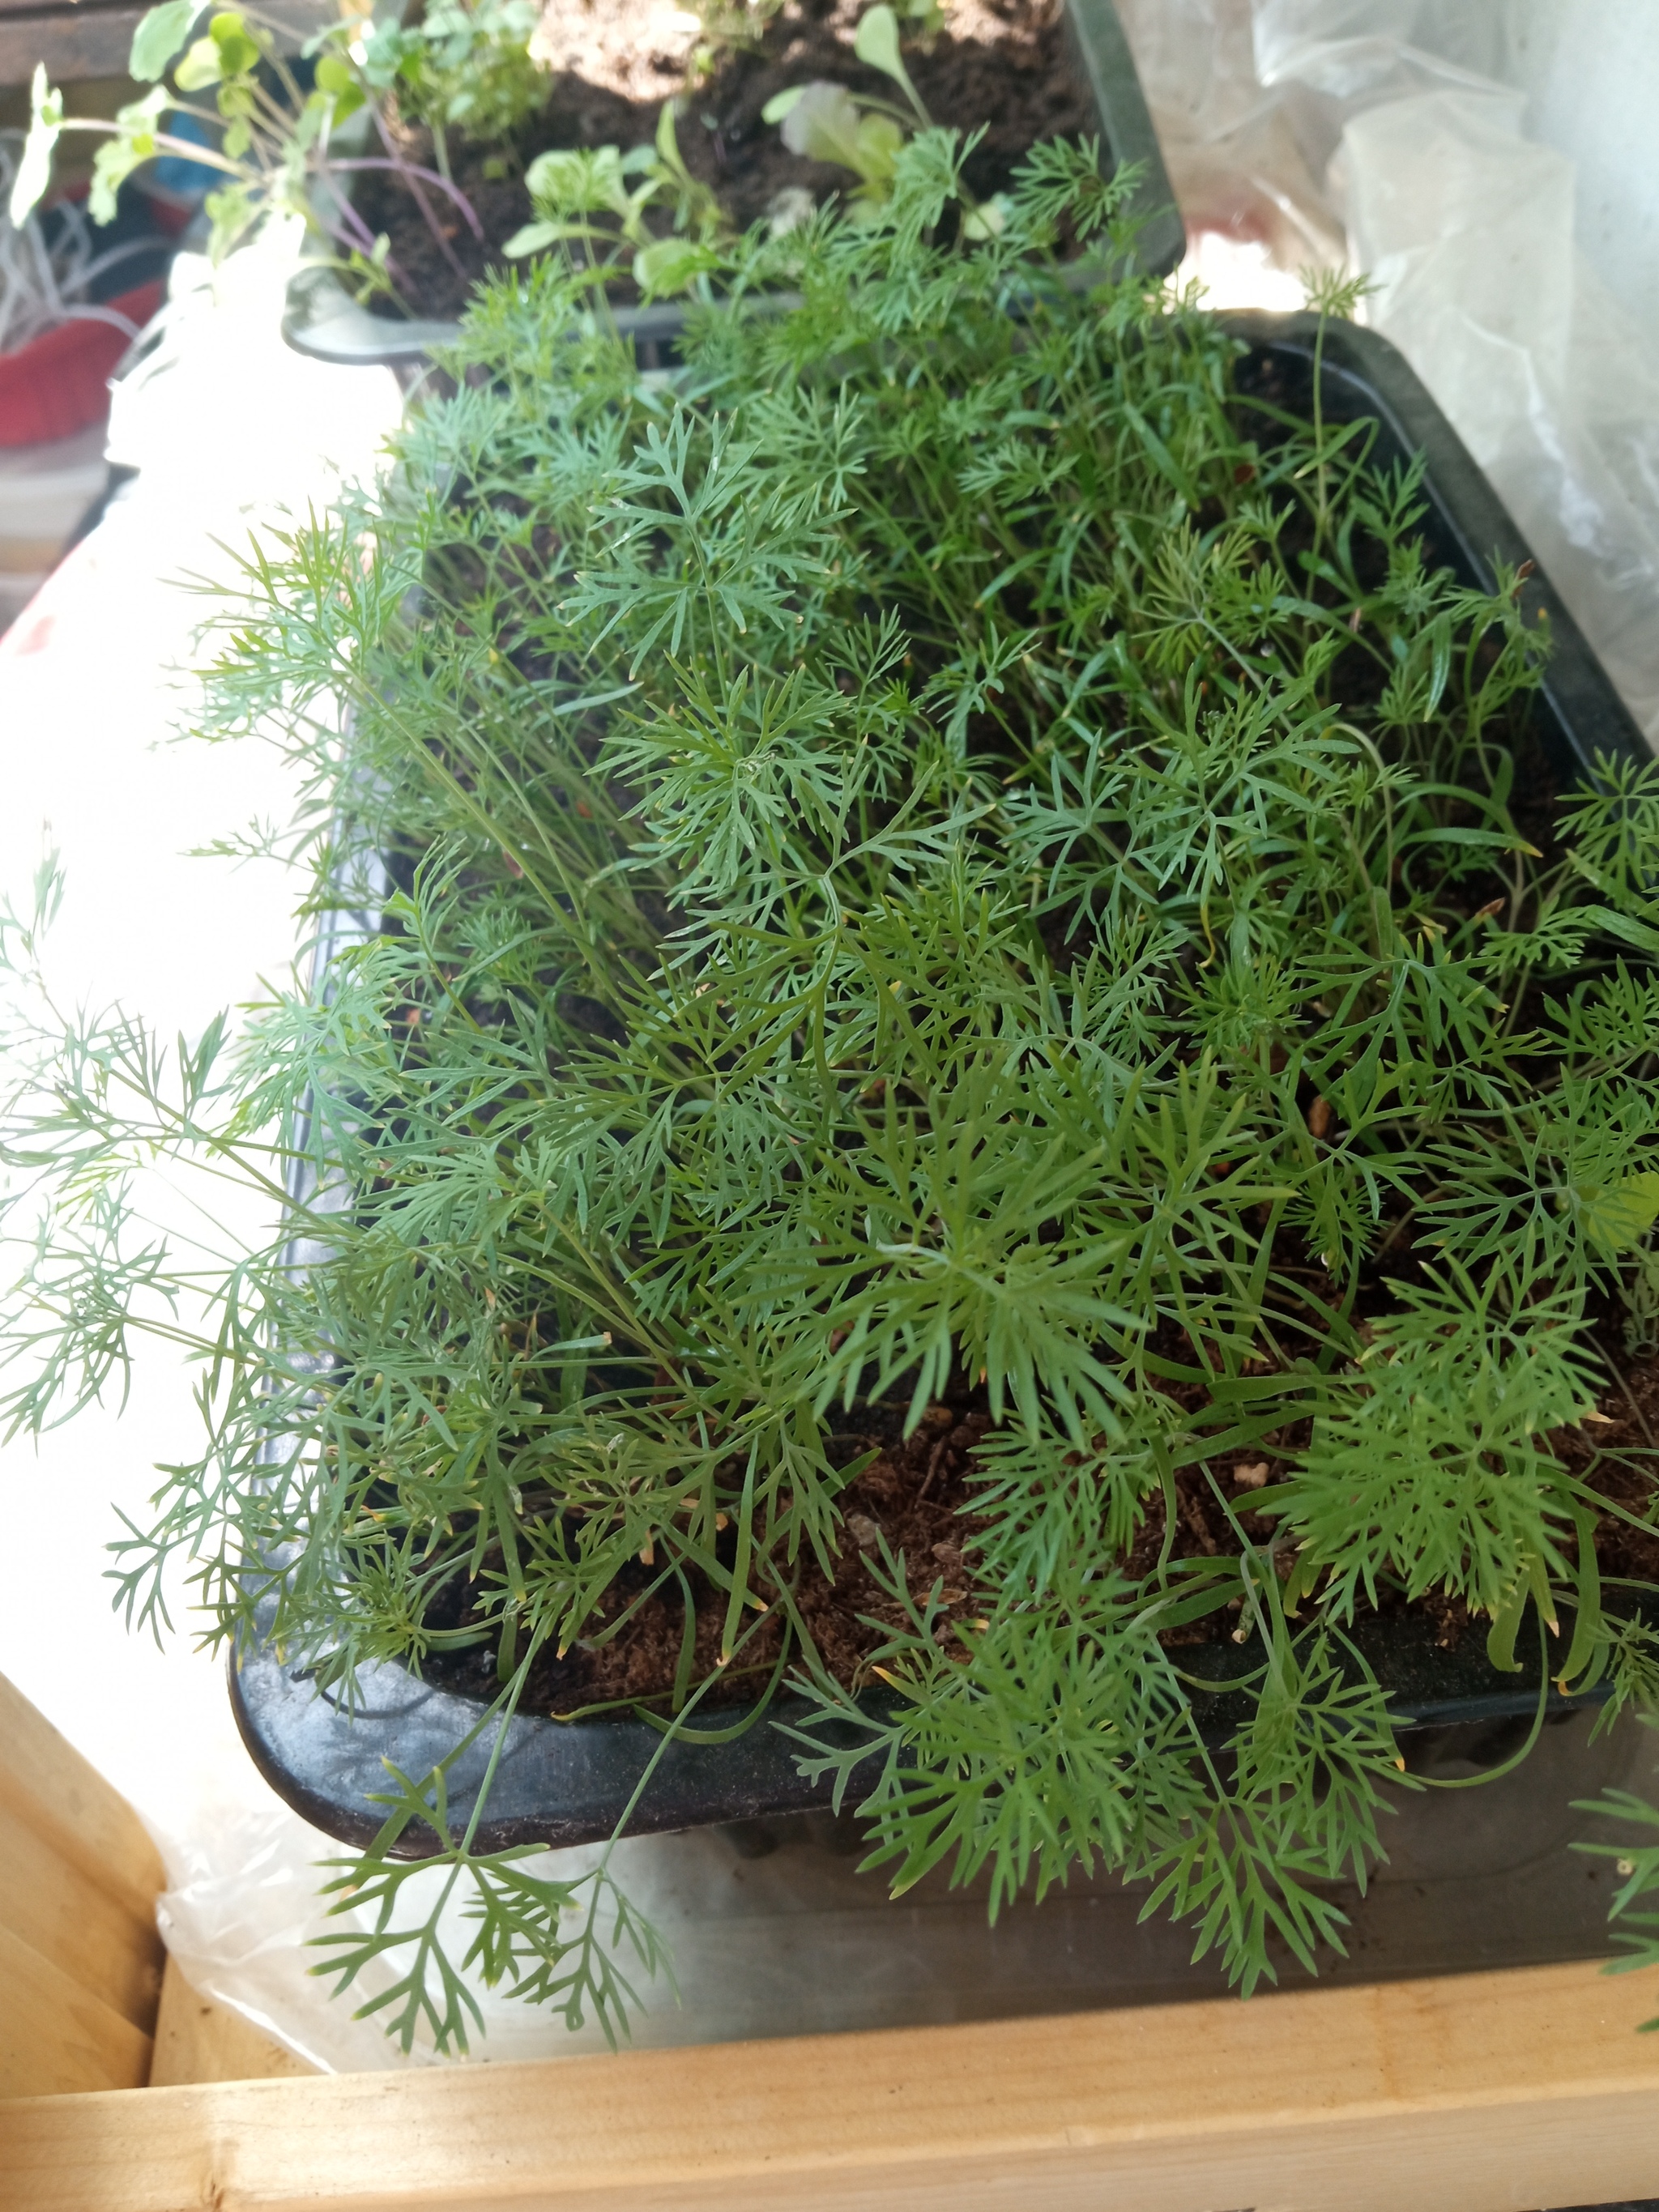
[6,134,1659,2046]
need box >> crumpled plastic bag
[1339,89,1659,740]
[1115,0,1659,746]
[156,1793,401,2074]
[155,1786,638,2072]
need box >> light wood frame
[4,1955,1659,2210]
[0,1672,164,2098]
[0,0,343,89]
[7,1666,1659,2210]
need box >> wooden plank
[0,1673,164,1927]
[0,0,134,15]
[0,1794,162,2031]
[0,0,337,82]
[0,1920,151,2100]
[6,1955,1659,2210]
[0,7,146,79]
[147,1955,320,2087]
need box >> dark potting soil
[354,0,1095,322]
[422,1381,1000,1719]
[418,1324,1659,1724]
[1135,1306,1659,1659]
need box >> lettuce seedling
[761,2,928,213]
[763,81,906,211]
[762,5,1005,232]
[505,101,724,299]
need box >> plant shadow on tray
[8,134,1659,2059]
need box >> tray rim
[232,316,1650,1860]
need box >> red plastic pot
[0,281,165,448]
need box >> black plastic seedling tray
[1226,313,1648,791]
[232,313,1653,1859]
[280,0,1185,369]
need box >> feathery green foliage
[6,134,1659,2046]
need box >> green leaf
[631,235,719,299]
[853,113,903,184]
[202,175,262,258]
[89,139,143,224]
[853,5,902,80]
[852,3,926,118]
[87,87,168,222]
[1580,904,1659,958]
[961,193,1010,242]
[314,52,363,117]
[778,82,899,193]
[501,219,561,258]
[9,66,63,227]
[129,0,201,80]
[779,81,864,171]
[1486,1552,1554,1677]
[1580,1172,1659,1255]
[173,33,224,87]
[522,143,632,222]
[208,11,261,75]
[1559,1517,1606,1694]
[1485,1576,1528,1674]
[761,84,807,125]
[653,95,683,171]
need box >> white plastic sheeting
[1120,0,1659,745]
[0,220,403,2072]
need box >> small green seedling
[505,100,724,298]
[761,81,906,211]
[761,3,999,229]
[356,0,551,185]
[9,0,541,297]
[898,0,950,46]
[681,0,787,79]
[761,6,928,215]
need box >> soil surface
[420,1326,1659,1721]
[424,1379,998,1716]
[354,0,1094,321]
